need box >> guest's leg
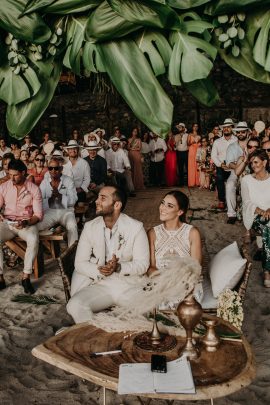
[0,223,16,277]
[226,172,238,218]
[61,211,78,247]
[177,151,184,186]
[17,226,39,274]
[215,167,228,203]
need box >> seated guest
[106,137,131,192]
[21,135,37,151]
[67,186,149,323]
[28,145,40,164]
[0,154,14,184]
[63,140,90,202]
[38,158,78,247]
[20,149,34,170]
[0,138,11,160]
[84,141,107,193]
[241,149,270,287]
[262,140,270,169]
[27,153,48,186]
[0,160,43,293]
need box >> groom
[67,185,149,323]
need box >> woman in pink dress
[128,127,145,190]
[188,123,201,187]
[165,131,178,186]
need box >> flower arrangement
[217,289,244,330]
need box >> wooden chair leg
[33,256,39,279]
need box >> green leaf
[205,0,270,15]
[11,294,58,305]
[135,30,172,76]
[168,14,216,85]
[98,40,173,137]
[252,10,270,71]
[168,0,212,9]
[185,78,220,106]
[6,60,62,139]
[107,0,181,30]
[63,16,87,75]
[0,64,41,105]
[82,42,106,73]
[0,0,51,43]
[85,1,141,43]
[23,0,101,15]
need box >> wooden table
[32,319,255,404]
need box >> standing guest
[241,150,270,287]
[94,128,108,150]
[196,138,211,189]
[141,131,151,186]
[0,154,13,184]
[38,158,78,247]
[40,131,51,152]
[187,123,201,187]
[211,118,237,210]
[20,150,34,169]
[120,136,136,196]
[21,135,37,151]
[71,129,82,145]
[149,133,167,187]
[175,123,188,187]
[0,160,43,293]
[106,137,131,192]
[128,127,145,190]
[27,153,48,186]
[208,125,221,141]
[84,141,107,193]
[67,185,149,323]
[225,121,249,224]
[0,138,11,160]
[235,138,260,177]
[165,131,177,186]
[64,140,90,202]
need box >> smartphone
[151,354,167,373]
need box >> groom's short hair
[112,186,127,212]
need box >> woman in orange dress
[188,123,201,187]
[128,127,145,190]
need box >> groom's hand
[98,255,119,276]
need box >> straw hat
[111,137,121,144]
[64,140,82,149]
[234,121,250,132]
[84,132,100,146]
[84,141,102,150]
[219,118,235,129]
[176,122,186,129]
[94,128,105,136]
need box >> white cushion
[209,242,247,298]
[201,277,217,309]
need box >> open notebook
[118,357,195,395]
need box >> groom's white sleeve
[119,227,149,276]
[74,227,100,281]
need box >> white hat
[52,150,64,158]
[84,132,100,146]
[65,140,82,149]
[176,122,186,128]
[220,118,235,128]
[111,137,121,144]
[234,121,250,132]
[84,141,102,150]
[94,128,105,136]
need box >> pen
[89,350,122,358]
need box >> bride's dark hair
[164,190,189,222]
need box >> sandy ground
[0,187,269,405]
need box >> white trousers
[225,171,238,218]
[67,275,140,324]
[37,208,78,247]
[0,223,39,274]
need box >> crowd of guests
[0,117,269,295]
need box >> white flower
[217,289,244,330]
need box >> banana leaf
[98,40,173,137]
[0,64,41,105]
[0,0,51,44]
[168,15,216,85]
[252,10,270,72]
[82,42,106,73]
[107,0,181,30]
[85,1,142,43]
[6,60,62,138]
[135,30,172,76]
[185,78,220,106]
[23,0,101,15]
[168,0,211,9]
[205,0,270,15]
[63,16,87,75]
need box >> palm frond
[11,294,59,305]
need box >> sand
[0,187,269,405]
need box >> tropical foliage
[0,0,269,138]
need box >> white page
[118,363,154,394]
[153,358,195,394]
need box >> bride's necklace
[255,171,269,181]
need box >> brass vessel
[202,319,220,352]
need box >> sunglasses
[247,145,258,149]
[48,166,62,171]
[35,158,45,162]
[263,148,270,152]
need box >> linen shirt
[40,174,78,211]
[0,147,11,158]
[63,158,90,192]
[226,141,245,165]
[175,133,188,152]
[103,218,120,262]
[0,179,43,221]
[211,135,237,167]
[149,138,167,162]
[106,148,131,173]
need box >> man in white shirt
[106,137,131,192]
[21,135,37,151]
[63,140,91,202]
[174,123,188,186]
[0,138,11,159]
[67,185,149,323]
[149,133,167,186]
[225,121,249,224]
[211,118,237,210]
[38,158,78,246]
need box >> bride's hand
[147,266,158,277]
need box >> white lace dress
[154,223,203,309]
